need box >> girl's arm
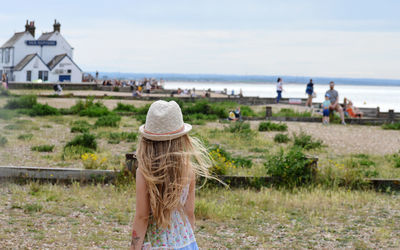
[130,169,150,250]
[184,174,196,231]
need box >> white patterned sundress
[142,185,198,250]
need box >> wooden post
[388,109,395,122]
[125,152,138,177]
[265,106,272,118]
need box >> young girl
[131,100,212,250]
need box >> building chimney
[25,20,35,37]
[53,19,61,32]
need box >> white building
[0,20,82,83]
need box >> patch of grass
[274,133,290,143]
[23,203,43,213]
[5,95,37,109]
[293,131,323,150]
[95,114,121,127]
[226,122,252,135]
[0,135,7,147]
[70,120,92,133]
[382,122,400,130]
[17,133,34,141]
[0,109,19,120]
[0,86,11,96]
[258,121,287,132]
[31,145,55,152]
[107,132,138,144]
[273,108,312,118]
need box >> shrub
[274,133,290,143]
[18,133,33,141]
[65,133,97,151]
[382,122,400,130]
[95,114,121,127]
[239,106,258,117]
[392,154,400,168]
[226,122,252,134]
[31,144,55,152]
[29,103,60,116]
[0,135,7,147]
[258,121,287,132]
[70,120,91,133]
[209,146,235,175]
[135,114,147,124]
[265,147,315,188]
[113,103,137,113]
[293,131,323,150]
[81,153,108,169]
[5,95,37,109]
[232,156,253,168]
[70,98,110,117]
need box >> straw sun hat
[139,100,192,141]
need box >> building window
[67,69,72,73]
[26,71,32,81]
[5,49,10,63]
[38,71,48,81]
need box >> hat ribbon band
[144,125,185,135]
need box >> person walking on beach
[2,73,8,89]
[276,78,283,103]
[305,79,314,108]
[130,100,214,249]
[325,81,346,125]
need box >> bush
[5,95,37,109]
[95,114,121,127]
[29,103,60,116]
[31,144,55,152]
[0,135,7,147]
[265,147,315,188]
[81,153,108,169]
[65,133,97,151]
[232,156,253,168]
[293,131,323,150]
[70,98,110,117]
[239,106,257,117]
[70,120,91,133]
[392,154,400,168]
[274,133,290,143]
[382,122,400,130]
[209,146,235,175]
[113,103,137,113]
[258,121,287,132]
[226,122,252,134]
[18,133,33,141]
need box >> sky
[1,0,400,79]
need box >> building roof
[13,54,37,71]
[47,53,82,72]
[1,31,26,48]
[47,53,67,69]
[38,31,55,40]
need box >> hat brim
[139,123,192,141]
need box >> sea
[98,73,400,111]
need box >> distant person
[322,94,331,125]
[344,98,363,118]
[2,73,8,89]
[228,110,237,121]
[53,83,62,95]
[276,78,283,103]
[145,81,151,94]
[234,107,241,121]
[305,79,314,108]
[325,81,346,125]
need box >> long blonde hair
[136,134,211,229]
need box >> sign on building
[25,40,57,46]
